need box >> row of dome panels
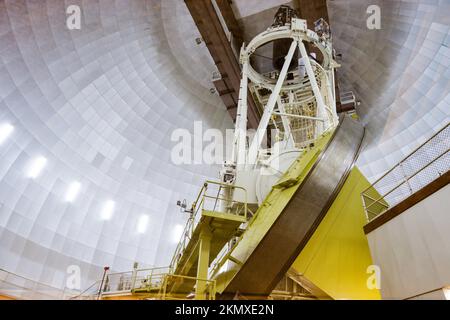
[0,0,231,293]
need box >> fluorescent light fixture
[26,156,47,179]
[101,200,115,220]
[172,224,184,243]
[65,181,81,203]
[0,123,14,145]
[137,214,149,234]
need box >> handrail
[133,266,172,292]
[0,268,78,300]
[203,180,248,218]
[169,181,248,272]
[361,122,450,222]
[69,266,216,300]
[71,266,173,299]
[69,279,102,300]
[366,126,448,189]
[168,183,206,271]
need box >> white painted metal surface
[328,0,450,182]
[0,0,232,295]
[367,184,450,299]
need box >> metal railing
[169,183,207,273]
[362,122,450,222]
[131,267,172,292]
[69,279,102,300]
[70,267,173,299]
[70,266,215,300]
[169,181,247,272]
[0,268,79,300]
[202,180,247,217]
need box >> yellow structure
[291,167,381,299]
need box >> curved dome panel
[328,0,450,180]
[0,0,232,290]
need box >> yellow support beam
[196,228,212,300]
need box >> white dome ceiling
[0,0,449,294]
[328,0,450,180]
[0,0,232,290]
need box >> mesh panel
[362,123,450,221]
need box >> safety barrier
[362,123,450,221]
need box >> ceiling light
[26,156,47,179]
[172,224,184,243]
[65,181,81,203]
[0,123,14,145]
[137,215,149,234]
[101,200,115,220]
